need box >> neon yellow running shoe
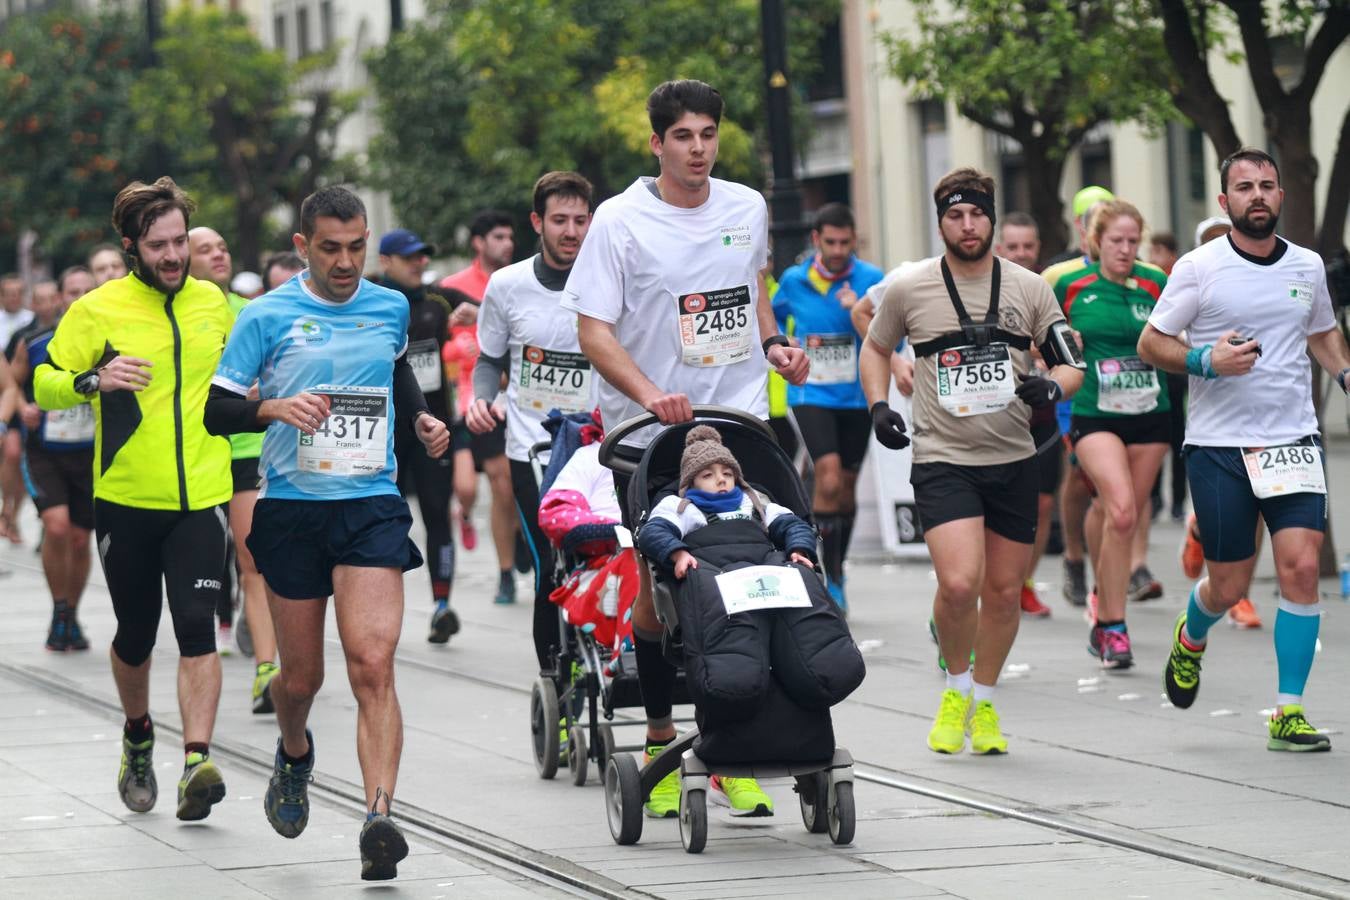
[643,744,680,818]
[1267,705,1331,752]
[176,751,226,821]
[252,662,279,715]
[968,700,1008,755]
[712,775,774,817]
[927,689,970,754]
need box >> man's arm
[466,351,508,433]
[577,313,691,424]
[1308,326,1350,393]
[1045,362,1084,399]
[757,269,809,385]
[860,337,893,408]
[1137,323,1190,374]
[0,356,17,424]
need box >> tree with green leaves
[1157,1,1348,256]
[366,0,838,256]
[884,0,1177,259]
[0,8,151,270]
[130,7,359,270]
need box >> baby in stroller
[638,425,818,580]
[636,423,864,772]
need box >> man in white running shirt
[563,79,808,819]
[468,170,598,675]
[1139,147,1350,751]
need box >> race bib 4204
[296,385,389,476]
[676,286,753,367]
[1096,356,1158,414]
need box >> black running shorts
[791,404,872,472]
[24,447,94,529]
[247,494,423,599]
[910,456,1038,544]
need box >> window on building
[918,100,950,258]
[297,5,311,56]
[808,20,845,102]
[273,13,287,54]
[320,0,334,49]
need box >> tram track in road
[0,659,651,900]
[383,642,1350,899]
[6,551,1349,897]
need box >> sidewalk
[1,400,1347,897]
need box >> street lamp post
[760,0,808,278]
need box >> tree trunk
[1317,105,1350,258]
[1024,148,1069,263]
[233,197,265,278]
[1268,108,1319,250]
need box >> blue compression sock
[1274,598,1320,699]
[1183,581,1224,645]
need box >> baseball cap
[1194,215,1231,248]
[1072,186,1115,220]
[379,228,436,257]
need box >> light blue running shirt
[214,273,409,501]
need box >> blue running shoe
[826,579,848,615]
[264,730,314,838]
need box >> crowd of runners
[1,77,1347,880]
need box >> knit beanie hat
[678,425,744,494]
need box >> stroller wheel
[828,778,856,845]
[605,754,643,845]
[530,678,561,779]
[569,725,589,786]
[596,723,616,776]
[679,786,707,854]
[796,772,828,834]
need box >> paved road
[1,404,1347,898]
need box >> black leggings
[396,429,455,603]
[95,499,229,666]
[509,458,557,672]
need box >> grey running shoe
[1062,558,1088,607]
[118,734,157,813]
[1126,566,1163,603]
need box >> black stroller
[597,406,860,853]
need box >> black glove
[1015,373,1064,409]
[870,401,910,450]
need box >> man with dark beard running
[1139,148,1350,751]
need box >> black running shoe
[45,613,69,652]
[428,605,460,644]
[359,792,408,881]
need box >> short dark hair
[111,176,195,244]
[87,243,121,262]
[58,265,92,292]
[933,167,996,207]
[299,186,366,238]
[466,209,512,240]
[532,171,594,218]
[1149,231,1178,254]
[1000,211,1038,235]
[813,203,855,232]
[1220,147,1280,193]
[263,251,305,291]
[647,79,724,141]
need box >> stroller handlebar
[597,405,776,475]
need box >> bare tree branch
[1158,0,1241,156]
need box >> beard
[1230,204,1279,239]
[133,254,185,294]
[942,230,994,262]
[541,234,580,269]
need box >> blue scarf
[683,486,744,514]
